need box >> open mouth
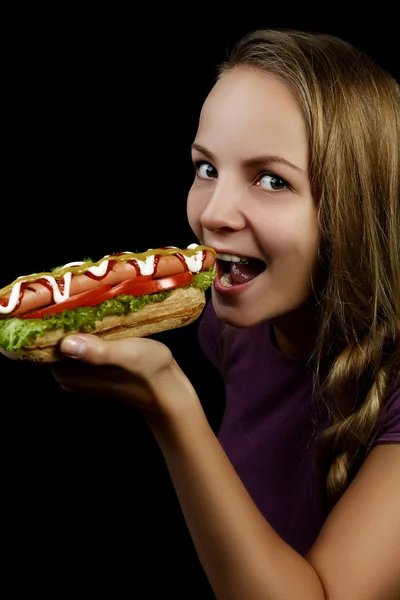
[216,253,267,287]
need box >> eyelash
[192,160,291,193]
[193,160,216,179]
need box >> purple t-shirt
[198,299,400,557]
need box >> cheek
[262,206,319,262]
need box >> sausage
[0,249,216,318]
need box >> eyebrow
[191,142,305,175]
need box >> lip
[206,245,267,296]
[213,263,266,297]
[212,247,256,259]
[213,272,257,297]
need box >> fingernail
[61,336,86,357]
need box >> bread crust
[0,286,206,363]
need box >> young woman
[52,29,400,599]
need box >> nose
[199,176,246,232]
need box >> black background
[2,8,398,598]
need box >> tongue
[230,260,264,284]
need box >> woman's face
[187,66,319,328]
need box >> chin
[211,287,314,330]
[211,293,272,329]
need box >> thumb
[59,333,137,365]
[59,333,173,371]
[59,334,97,360]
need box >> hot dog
[0,244,216,363]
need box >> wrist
[142,359,208,438]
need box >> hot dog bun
[0,285,206,363]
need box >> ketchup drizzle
[1,248,210,314]
[152,254,162,277]
[175,249,206,271]
[37,277,65,295]
[127,259,143,277]
[0,277,65,311]
[83,260,115,280]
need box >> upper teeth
[216,253,247,263]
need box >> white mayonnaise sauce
[0,244,205,315]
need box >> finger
[59,334,108,363]
[59,333,173,372]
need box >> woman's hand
[51,334,202,423]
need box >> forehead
[196,66,309,169]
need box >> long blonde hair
[217,29,400,505]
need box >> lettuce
[0,268,216,352]
[192,268,216,292]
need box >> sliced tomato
[93,270,194,303]
[20,284,114,319]
[20,272,193,320]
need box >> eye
[193,160,217,180]
[256,172,289,192]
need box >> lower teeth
[220,273,233,287]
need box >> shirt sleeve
[373,379,400,445]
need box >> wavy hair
[216,29,400,505]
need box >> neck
[271,302,318,360]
